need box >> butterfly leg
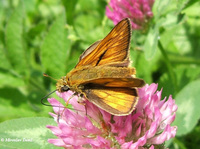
[77,94,88,115]
[57,92,78,123]
[65,92,78,105]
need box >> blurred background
[0,0,200,148]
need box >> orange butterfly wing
[75,18,131,68]
[83,86,138,116]
[82,78,144,115]
[79,40,101,61]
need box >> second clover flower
[106,0,154,30]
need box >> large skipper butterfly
[56,18,145,116]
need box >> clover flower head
[106,0,154,30]
[47,83,177,148]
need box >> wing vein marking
[96,49,107,66]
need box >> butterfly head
[56,76,70,92]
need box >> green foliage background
[0,0,200,148]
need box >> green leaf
[173,25,192,55]
[28,22,47,40]
[0,87,38,121]
[144,26,159,60]
[158,65,200,97]
[61,0,78,25]
[173,79,200,136]
[153,0,188,19]
[176,0,190,13]
[0,42,11,69]
[131,50,158,84]
[41,12,70,78]
[74,15,105,44]
[160,26,179,49]
[161,13,186,29]
[0,1,4,30]
[0,117,59,149]
[156,0,188,15]
[0,71,25,88]
[23,0,36,13]
[182,2,200,29]
[153,0,172,19]
[5,1,28,74]
[184,0,199,9]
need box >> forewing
[79,40,101,60]
[83,87,138,116]
[75,18,131,68]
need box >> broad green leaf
[184,4,200,18]
[0,87,37,121]
[0,1,3,28]
[0,72,24,87]
[5,1,28,74]
[144,26,159,60]
[160,26,179,49]
[0,42,11,69]
[173,79,200,136]
[23,0,35,13]
[76,0,103,13]
[184,0,200,9]
[182,2,200,29]
[62,0,78,25]
[173,25,192,55]
[41,12,70,78]
[153,0,188,19]
[74,15,105,44]
[153,0,172,19]
[131,50,158,84]
[161,13,186,29]
[158,65,200,97]
[38,1,63,18]
[27,22,47,40]
[176,0,190,13]
[0,86,51,122]
[0,117,59,149]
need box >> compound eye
[61,86,69,92]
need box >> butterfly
[56,18,145,116]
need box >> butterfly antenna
[41,90,57,107]
[41,90,86,115]
[41,73,59,107]
[43,73,58,81]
